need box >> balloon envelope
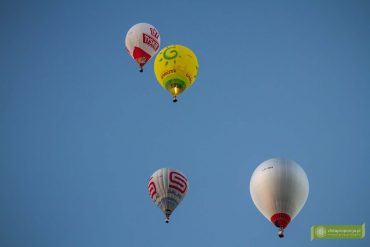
[154,44,198,101]
[148,168,188,223]
[250,158,309,235]
[125,23,160,71]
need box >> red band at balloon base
[133,47,151,66]
[271,213,291,229]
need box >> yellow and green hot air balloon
[154,45,199,102]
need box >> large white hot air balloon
[125,23,160,72]
[148,168,188,223]
[250,158,309,238]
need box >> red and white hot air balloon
[250,158,309,238]
[125,23,160,72]
[148,168,188,223]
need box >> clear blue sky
[1,0,369,246]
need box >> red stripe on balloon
[147,177,157,199]
[169,171,188,193]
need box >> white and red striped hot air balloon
[148,168,188,223]
[250,158,309,238]
[125,23,160,72]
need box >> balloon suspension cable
[278,227,284,238]
[165,209,171,223]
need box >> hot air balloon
[250,158,309,238]
[154,45,198,102]
[125,23,160,72]
[148,168,188,223]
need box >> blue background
[1,0,369,246]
